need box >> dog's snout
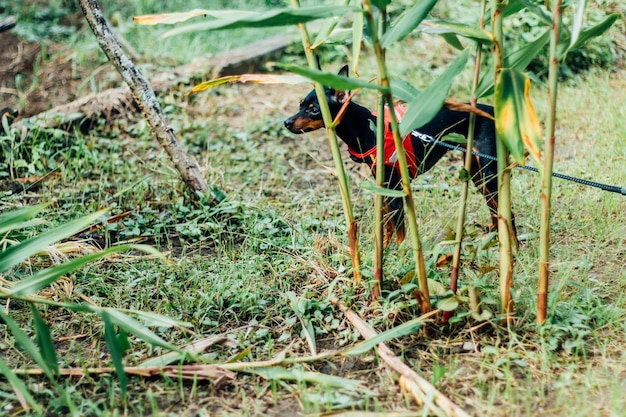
[284,118,293,129]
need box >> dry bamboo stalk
[342,307,471,417]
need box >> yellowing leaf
[521,78,542,164]
[133,9,213,25]
[494,68,542,165]
[188,74,309,94]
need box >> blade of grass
[344,315,429,356]
[0,209,108,273]
[30,305,59,377]
[0,204,47,235]
[0,307,56,381]
[250,366,363,389]
[102,312,129,402]
[8,244,162,297]
[102,308,185,354]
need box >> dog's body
[284,66,512,246]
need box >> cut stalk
[363,0,431,312]
[290,0,361,284]
[538,0,562,324]
[491,0,515,322]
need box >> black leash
[429,139,626,196]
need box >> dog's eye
[309,107,320,116]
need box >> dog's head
[283,66,350,134]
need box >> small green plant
[0,204,185,413]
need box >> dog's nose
[284,118,293,129]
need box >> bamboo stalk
[371,8,388,301]
[290,0,362,284]
[491,0,515,323]
[537,0,562,324]
[446,0,488,324]
[362,0,431,312]
[340,305,470,417]
[373,94,387,300]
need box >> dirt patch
[0,31,120,119]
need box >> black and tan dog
[284,66,513,246]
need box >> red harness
[347,105,419,178]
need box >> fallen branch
[77,0,212,199]
[340,305,471,417]
[11,31,302,133]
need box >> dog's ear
[334,89,349,104]
[333,65,350,103]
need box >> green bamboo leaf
[476,29,550,98]
[102,312,128,401]
[251,366,362,389]
[0,209,107,273]
[419,20,494,44]
[344,316,425,356]
[102,308,184,354]
[351,9,364,74]
[0,307,55,381]
[160,6,357,38]
[494,68,543,165]
[390,80,419,103]
[562,13,618,58]
[277,63,390,92]
[400,48,470,137]
[440,133,466,144]
[30,305,59,377]
[381,0,438,48]
[311,5,345,50]
[504,29,551,71]
[437,296,460,312]
[569,0,589,51]
[119,327,131,352]
[0,204,47,235]
[441,33,465,51]
[0,357,43,413]
[360,181,406,197]
[484,0,552,26]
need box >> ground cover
[1,2,625,416]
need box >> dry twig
[340,305,471,417]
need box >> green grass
[1,2,626,416]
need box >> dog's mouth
[284,116,324,134]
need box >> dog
[284,66,514,247]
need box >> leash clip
[410,130,435,143]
